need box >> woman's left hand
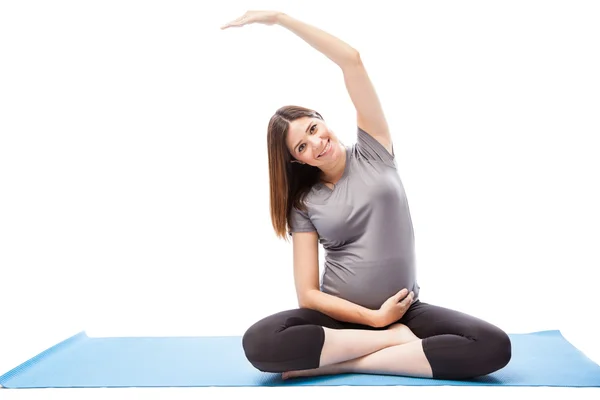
[220,10,281,30]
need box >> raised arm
[275,13,393,155]
[221,10,393,155]
[275,13,392,155]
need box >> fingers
[220,20,242,29]
[400,290,414,305]
[394,288,409,302]
[220,14,248,30]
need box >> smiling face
[285,117,343,167]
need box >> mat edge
[0,331,88,387]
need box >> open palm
[220,10,280,29]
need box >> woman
[221,10,511,381]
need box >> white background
[1,0,599,397]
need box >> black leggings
[242,300,512,380]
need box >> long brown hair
[267,105,323,240]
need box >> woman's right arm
[292,231,380,327]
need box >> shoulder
[352,126,396,169]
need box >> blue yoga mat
[1,330,599,388]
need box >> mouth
[317,139,331,158]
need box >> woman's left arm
[275,13,359,69]
[222,10,393,154]
[275,13,392,155]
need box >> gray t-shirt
[289,126,420,310]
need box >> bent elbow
[341,50,362,70]
[298,289,319,309]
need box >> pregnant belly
[320,258,419,310]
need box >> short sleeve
[356,126,396,169]
[288,205,316,236]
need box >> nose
[309,135,323,150]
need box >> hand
[220,10,282,30]
[372,289,414,328]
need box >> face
[286,117,342,167]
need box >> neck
[319,144,346,184]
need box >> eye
[298,124,317,153]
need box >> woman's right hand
[371,289,414,328]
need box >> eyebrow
[294,120,313,153]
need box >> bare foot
[387,323,420,346]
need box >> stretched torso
[290,127,420,310]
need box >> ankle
[387,323,420,346]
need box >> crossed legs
[242,300,511,380]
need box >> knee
[241,321,273,371]
[242,312,325,373]
[482,328,512,373]
[241,314,302,373]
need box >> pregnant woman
[221,10,511,381]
